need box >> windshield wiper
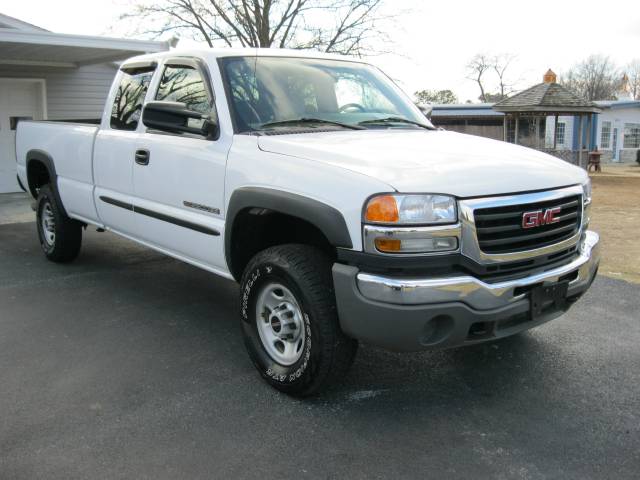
[358,116,434,130]
[259,118,365,130]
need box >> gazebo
[493,70,602,168]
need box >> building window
[600,121,611,149]
[623,123,640,149]
[506,118,515,143]
[555,122,566,146]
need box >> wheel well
[229,208,336,281]
[26,159,51,197]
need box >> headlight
[364,194,457,225]
[582,178,592,204]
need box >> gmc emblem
[522,207,561,229]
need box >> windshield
[220,56,433,133]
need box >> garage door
[0,79,45,193]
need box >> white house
[0,13,172,193]
[544,100,640,163]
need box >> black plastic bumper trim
[100,196,133,211]
[16,175,27,193]
[332,263,592,352]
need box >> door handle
[135,149,150,166]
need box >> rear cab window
[110,64,156,131]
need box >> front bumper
[333,231,600,351]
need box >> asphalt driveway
[1,221,639,479]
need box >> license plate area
[530,281,569,320]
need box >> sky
[2,0,639,102]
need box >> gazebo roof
[493,77,601,114]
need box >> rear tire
[240,244,357,397]
[36,185,82,263]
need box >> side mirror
[416,103,433,120]
[142,101,218,139]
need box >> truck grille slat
[475,199,580,222]
[479,223,577,247]
[476,212,579,235]
[474,194,582,254]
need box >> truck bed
[16,120,101,224]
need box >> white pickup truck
[16,48,600,396]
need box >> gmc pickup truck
[16,49,600,396]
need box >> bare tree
[122,0,393,56]
[492,53,517,99]
[465,52,520,103]
[482,92,506,103]
[560,55,620,101]
[465,53,491,102]
[626,59,640,100]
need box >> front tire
[240,244,357,397]
[36,185,82,263]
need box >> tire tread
[36,185,82,263]
[241,244,357,396]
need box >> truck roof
[121,47,368,68]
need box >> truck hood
[257,130,587,197]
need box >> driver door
[130,57,231,272]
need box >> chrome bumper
[356,230,600,311]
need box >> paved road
[0,193,33,225]
[1,222,638,479]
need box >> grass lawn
[589,163,640,284]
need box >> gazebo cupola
[493,70,601,167]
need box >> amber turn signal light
[365,195,399,223]
[374,238,402,252]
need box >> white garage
[0,13,171,193]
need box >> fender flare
[225,187,353,274]
[25,149,68,217]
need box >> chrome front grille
[474,195,582,254]
[458,185,584,265]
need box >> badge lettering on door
[183,201,220,215]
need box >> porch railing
[540,149,588,169]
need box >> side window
[155,65,212,114]
[556,122,566,146]
[623,123,640,149]
[110,68,154,131]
